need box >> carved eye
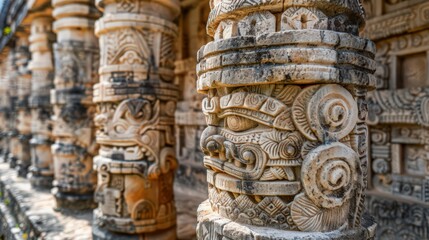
[114,123,127,134]
[226,116,257,132]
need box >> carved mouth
[203,144,267,181]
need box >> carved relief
[197,1,376,238]
[0,49,13,164]
[364,1,429,40]
[364,2,429,239]
[367,195,429,239]
[51,0,100,209]
[14,35,32,178]
[4,49,19,167]
[28,16,55,188]
[93,0,179,238]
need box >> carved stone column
[51,0,99,209]
[15,34,32,178]
[196,1,377,239]
[92,0,180,239]
[0,51,10,162]
[5,49,19,167]
[28,15,56,188]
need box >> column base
[8,155,17,169]
[92,223,176,240]
[1,153,7,163]
[1,151,8,162]
[52,188,96,210]
[16,162,29,178]
[28,173,53,189]
[197,200,376,240]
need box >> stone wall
[363,0,429,239]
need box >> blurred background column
[0,49,10,162]
[14,33,32,178]
[51,0,100,210]
[28,11,56,188]
[6,49,18,168]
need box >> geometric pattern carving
[198,0,376,238]
[93,0,180,238]
[50,0,99,209]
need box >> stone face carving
[28,15,55,188]
[51,0,99,209]
[14,34,32,178]
[92,0,179,239]
[196,1,377,239]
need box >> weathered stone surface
[197,0,376,238]
[4,0,429,239]
[197,200,376,240]
[5,48,19,170]
[363,1,429,239]
[92,0,180,238]
[14,34,32,178]
[28,14,55,189]
[0,162,93,240]
[0,49,12,168]
[51,0,99,210]
[174,0,212,202]
[366,193,429,240]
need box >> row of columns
[0,0,180,238]
[0,0,376,239]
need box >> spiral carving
[292,84,358,142]
[226,115,258,132]
[312,85,358,141]
[301,142,361,208]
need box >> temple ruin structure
[363,0,429,239]
[0,0,426,240]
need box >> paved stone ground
[0,162,205,239]
[175,184,207,240]
[0,162,93,239]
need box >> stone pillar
[14,34,32,178]
[28,16,56,188]
[196,1,377,239]
[92,0,180,239]
[0,51,10,161]
[6,49,18,167]
[51,0,99,210]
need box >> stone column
[6,49,18,167]
[51,0,99,210]
[0,51,10,161]
[196,1,377,239]
[28,16,56,188]
[92,0,180,239]
[14,34,32,178]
